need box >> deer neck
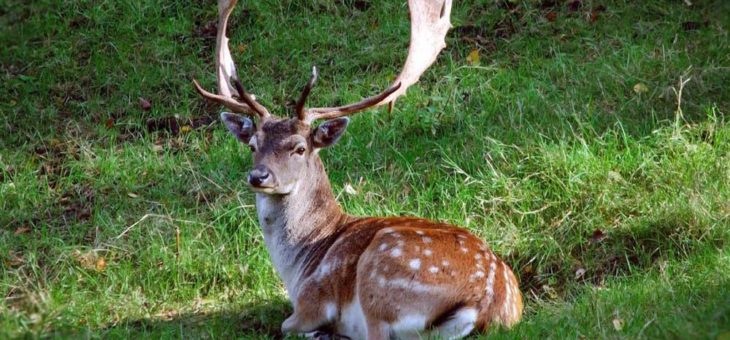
[255,156,347,299]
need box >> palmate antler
[192,0,269,118]
[194,0,452,124]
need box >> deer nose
[248,165,271,187]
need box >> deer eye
[295,146,306,155]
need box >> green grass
[1,0,729,338]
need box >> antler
[194,0,451,122]
[192,0,269,118]
[301,0,452,124]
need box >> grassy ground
[1,0,729,338]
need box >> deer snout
[248,165,274,188]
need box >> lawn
[1,0,729,338]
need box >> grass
[1,0,729,338]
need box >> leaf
[607,170,624,182]
[466,49,480,65]
[105,117,115,129]
[180,125,192,134]
[95,257,107,272]
[29,313,42,324]
[73,250,97,270]
[14,226,30,235]
[541,284,558,299]
[236,44,247,53]
[589,10,600,23]
[6,251,24,267]
[344,183,358,196]
[682,21,705,31]
[633,83,648,94]
[567,0,582,12]
[590,229,607,243]
[575,267,586,280]
[612,316,624,331]
[545,11,558,22]
[139,97,152,111]
[127,192,139,198]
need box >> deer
[193,0,523,338]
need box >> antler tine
[192,79,252,113]
[231,77,270,117]
[192,0,270,118]
[296,66,318,121]
[305,82,402,123]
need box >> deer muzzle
[248,165,275,189]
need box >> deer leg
[365,319,389,340]
[282,279,337,334]
[432,307,479,339]
[282,305,334,334]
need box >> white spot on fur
[502,265,512,315]
[390,248,402,257]
[318,262,333,277]
[485,261,497,305]
[391,314,428,332]
[416,230,424,235]
[475,270,485,278]
[475,253,482,260]
[457,234,467,239]
[422,236,432,243]
[409,258,421,270]
[397,240,405,246]
[383,227,394,234]
[392,232,402,238]
[378,276,386,287]
[442,260,450,267]
[385,278,444,293]
[379,243,388,251]
[460,247,469,253]
[429,266,439,273]
[424,249,433,256]
[325,302,337,321]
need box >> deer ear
[221,112,255,143]
[312,117,350,148]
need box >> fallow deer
[193,0,523,338]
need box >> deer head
[193,0,452,195]
[217,67,400,195]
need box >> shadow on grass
[50,258,730,339]
[53,299,291,339]
[511,216,727,302]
